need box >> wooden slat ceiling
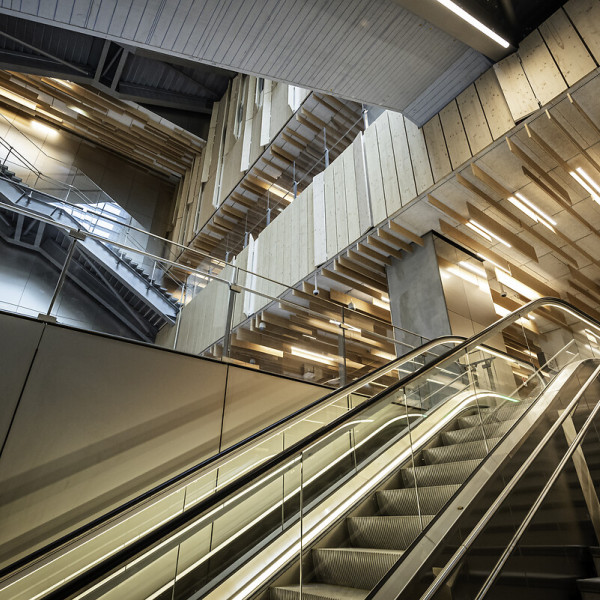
[0,70,204,178]
[395,70,600,327]
[173,93,364,278]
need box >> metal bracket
[69,229,87,241]
[37,313,57,324]
[230,284,243,293]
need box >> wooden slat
[423,114,451,183]
[493,53,539,121]
[456,84,493,155]
[388,220,424,246]
[474,69,515,140]
[439,100,472,169]
[519,29,568,105]
[539,8,596,86]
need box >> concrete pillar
[386,233,451,349]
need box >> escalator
[2,298,600,600]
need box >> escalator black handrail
[7,297,597,597]
[0,335,463,581]
[416,361,600,600]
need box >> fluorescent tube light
[291,346,335,365]
[514,193,556,225]
[466,221,492,242]
[570,168,600,204]
[433,0,510,48]
[470,219,511,247]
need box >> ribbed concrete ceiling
[0,0,498,125]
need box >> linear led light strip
[508,193,556,231]
[467,219,511,247]
[570,167,600,204]
[433,0,510,48]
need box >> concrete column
[386,233,452,349]
[386,233,499,348]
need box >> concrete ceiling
[0,0,528,126]
[0,1,565,127]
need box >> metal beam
[0,29,90,75]
[111,47,129,91]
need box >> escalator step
[346,515,434,550]
[441,421,515,446]
[376,484,460,515]
[400,459,481,487]
[270,583,368,600]
[312,547,403,589]
[422,438,501,465]
[578,577,600,599]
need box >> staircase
[270,398,535,600]
[0,174,180,340]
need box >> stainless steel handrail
[418,363,600,600]
[3,298,596,598]
[474,363,600,599]
[0,196,425,344]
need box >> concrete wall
[0,311,324,567]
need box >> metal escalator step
[441,420,515,445]
[456,413,492,429]
[376,484,460,515]
[422,438,501,465]
[270,583,368,600]
[578,577,600,599]
[312,547,403,589]
[347,515,434,550]
[492,401,532,422]
[401,459,481,487]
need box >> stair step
[376,484,460,515]
[401,459,481,487]
[270,583,368,600]
[312,547,403,589]
[347,515,434,550]
[579,578,600,599]
[423,438,501,465]
[441,420,515,446]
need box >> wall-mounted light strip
[570,167,600,204]
[433,0,510,48]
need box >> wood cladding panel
[423,114,451,183]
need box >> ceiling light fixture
[570,167,600,204]
[432,0,510,48]
[469,219,511,247]
[291,346,335,365]
[0,88,37,110]
[508,193,556,230]
[466,221,492,242]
